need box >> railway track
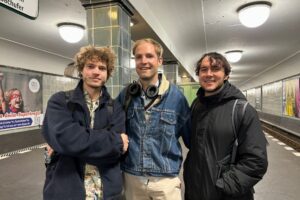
[261,122,300,152]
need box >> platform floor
[0,132,299,200]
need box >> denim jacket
[117,75,190,177]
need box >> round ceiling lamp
[57,23,85,43]
[237,1,272,28]
[225,50,243,63]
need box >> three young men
[43,43,268,200]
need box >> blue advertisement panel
[0,66,43,131]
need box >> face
[198,56,228,96]
[134,41,162,84]
[10,90,23,109]
[81,58,108,91]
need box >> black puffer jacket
[184,81,268,200]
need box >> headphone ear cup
[128,82,141,97]
[145,85,158,99]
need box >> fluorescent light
[225,50,243,63]
[57,23,85,43]
[237,1,271,28]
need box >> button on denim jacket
[117,80,191,177]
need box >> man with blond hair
[117,38,190,200]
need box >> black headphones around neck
[128,74,162,99]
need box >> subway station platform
[0,132,299,200]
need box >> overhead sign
[0,0,39,19]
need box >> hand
[120,133,129,154]
[45,144,54,156]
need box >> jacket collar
[158,74,170,96]
[70,79,111,105]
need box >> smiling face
[198,56,229,96]
[134,41,162,85]
[9,89,23,111]
[81,57,108,91]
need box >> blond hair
[132,38,163,58]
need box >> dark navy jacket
[42,80,125,200]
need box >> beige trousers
[123,172,182,200]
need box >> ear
[158,57,163,65]
[224,75,229,80]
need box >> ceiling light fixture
[57,23,85,43]
[225,50,243,63]
[237,1,272,28]
[130,19,138,27]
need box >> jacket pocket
[160,111,177,137]
[216,154,231,180]
[160,111,177,125]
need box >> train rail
[261,122,300,152]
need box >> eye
[199,67,208,73]
[146,53,154,59]
[99,66,107,71]
[211,65,222,72]
[86,64,94,69]
[135,54,142,60]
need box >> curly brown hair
[74,45,116,79]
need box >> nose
[140,56,147,64]
[205,68,213,76]
[92,67,101,74]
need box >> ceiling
[0,0,300,87]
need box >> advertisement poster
[295,78,300,118]
[283,78,299,118]
[0,66,43,131]
[262,81,282,116]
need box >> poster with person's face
[0,66,43,131]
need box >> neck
[140,75,159,91]
[84,85,101,100]
[205,84,225,97]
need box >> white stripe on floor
[284,146,295,151]
[292,152,300,157]
[18,150,32,154]
[0,156,10,160]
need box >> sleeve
[42,92,124,165]
[178,93,191,149]
[116,89,125,107]
[216,105,268,196]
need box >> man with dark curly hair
[42,45,129,200]
[184,52,268,200]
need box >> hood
[197,81,246,105]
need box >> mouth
[204,79,215,83]
[90,78,101,81]
[139,66,151,70]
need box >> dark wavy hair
[195,52,231,76]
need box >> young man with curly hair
[42,46,129,200]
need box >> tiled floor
[0,132,299,200]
